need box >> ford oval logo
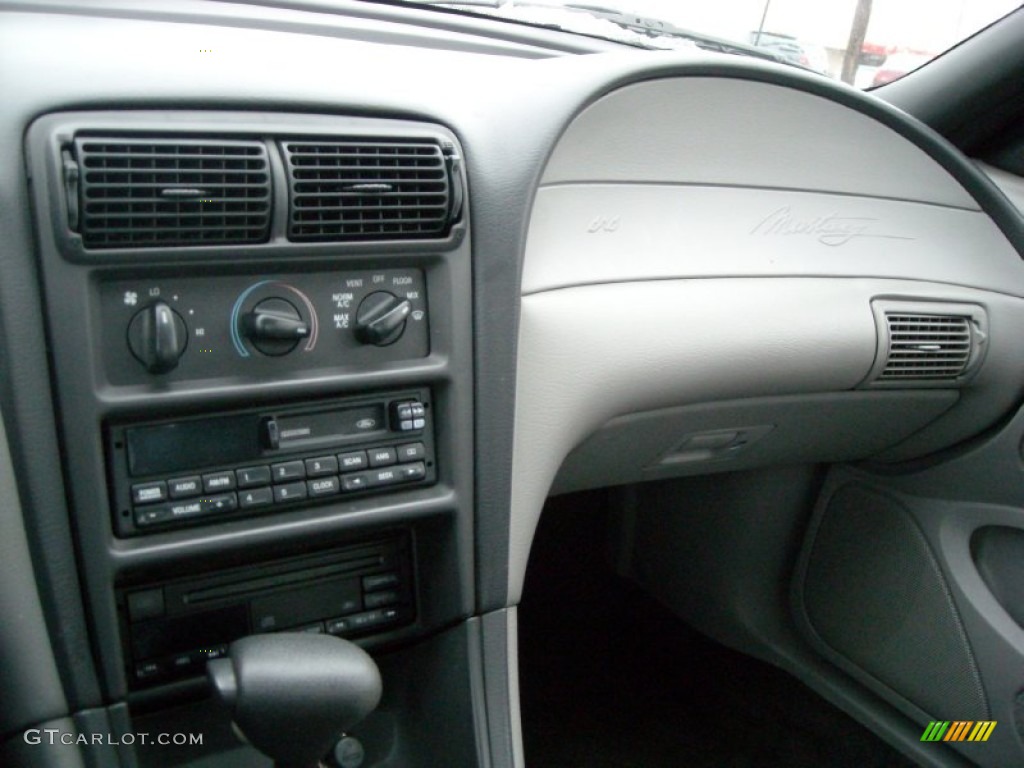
[356,418,377,430]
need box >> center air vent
[282,139,457,242]
[866,301,987,387]
[72,138,271,249]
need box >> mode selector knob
[127,301,188,374]
[355,292,411,347]
[242,298,309,356]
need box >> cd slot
[185,555,383,605]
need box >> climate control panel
[100,269,429,384]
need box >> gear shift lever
[207,633,382,768]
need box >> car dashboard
[3,2,1024,767]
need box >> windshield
[394,0,1022,88]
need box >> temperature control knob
[127,301,188,374]
[242,298,310,356]
[354,292,411,347]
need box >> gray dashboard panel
[540,77,978,208]
[525,184,1020,294]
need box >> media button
[273,482,308,503]
[200,493,237,515]
[305,456,339,477]
[397,442,425,462]
[366,467,401,488]
[368,447,397,467]
[239,487,273,509]
[271,461,306,483]
[337,450,368,471]
[132,481,167,505]
[341,472,369,492]
[202,471,236,493]
[167,476,201,498]
[236,465,271,488]
[398,462,426,482]
[308,476,340,498]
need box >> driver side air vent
[282,139,459,242]
[865,301,987,387]
[71,138,272,249]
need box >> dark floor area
[518,490,917,768]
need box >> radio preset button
[337,450,368,471]
[132,481,167,505]
[397,442,425,462]
[272,461,306,483]
[236,466,272,488]
[305,456,339,477]
[341,473,369,492]
[273,481,308,503]
[239,487,274,509]
[308,476,340,498]
[202,472,236,493]
[368,447,397,468]
[168,476,201,498]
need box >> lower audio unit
[107,388,437,536]
[118,536,414,690]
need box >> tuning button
[127,301,188,374]
[242,298,310,356]
[355,292,411,347]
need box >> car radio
[107,388,436,536]
[118,536,415,690]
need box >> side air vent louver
[73,138,271,248]
[865,301,987,387]
[881,314,971,380]
[282,139,454,242]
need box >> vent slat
[283,139,451,242]
[74,137,271,249]
[880,313,972,381]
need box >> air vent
[865,301,987,387]
[282,139,456,242]
[72,138,271,248]
[881,314,972,380]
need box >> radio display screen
[126,414,262,477]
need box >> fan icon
[123,291,138,306]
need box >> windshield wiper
[378,0,793,64]
[560,3,787,62]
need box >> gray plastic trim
[797,467,1024,767]
[550,391,959,496]
[0,405,69,737]
[539,78,978,207]
[510,277,1024,602]
[524,184,1021,295]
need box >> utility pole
[841,0,873,84]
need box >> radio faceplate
[118,536,415,690]
[107,388,436,536]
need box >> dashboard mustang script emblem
[751,206,913,247]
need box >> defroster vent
[71,138,271,248]
[282,139,459,242]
